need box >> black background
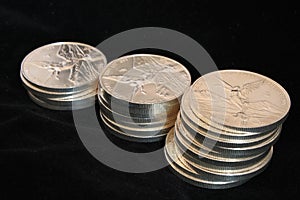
[0,1,299,199]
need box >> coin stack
[165,70,291,189]
[98,54,191,142]
[20,42,107,110]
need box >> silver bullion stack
[98,54,191,142]
[165,70,291,189]
[20,42,107,110]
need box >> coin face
[21,42,107,89]
[100,54,191,104]
[187,70,291,130]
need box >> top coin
[187,70,291,130]
[99,54,191,104]
[21,42,107,90]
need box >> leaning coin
[174,123,266,162]
[188,70,290,132]
[164,129,247,189]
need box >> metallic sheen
[100,54,191,104]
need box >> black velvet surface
[0,1,299,199]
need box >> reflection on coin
[100,54,191,104]
[20,42,107,110]
[188,70,290,131]
[21,42,106,90]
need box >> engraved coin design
[164,69,290,189]
[188,70,290,130]
[21,42,107,89]
[100,54,191,104]
[20,42,107,110]
[98,54,191,142]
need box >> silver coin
[187,70,290,131]
[175,140,271,171]
[181,90,279,138]
[164,70,290,189]
[99,54,191,104]
[178,119,279,157]
[21,42,106,92]
[97,54,190,142]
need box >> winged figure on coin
[30,44,99,84]
[193,78,285,125]
[102,56,188,102]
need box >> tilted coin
[180,111,281,146]
[181,102,277,138]
[164,128,248,189]
[164,70,290,189]
[188,70,290,132]
[177,115,281,156]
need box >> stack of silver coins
[20,42,107,110]
[165,70,291,189]
[98,54,191,142]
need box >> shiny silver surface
[20,42,107,110]
[100,111,167,143]
[99,54,191,104]
[21,42,106,90]
[164,130,252,189]
[164,70,290,189]
[28,91,95,110]
[98,54,191,142]
[188,70,290,131]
